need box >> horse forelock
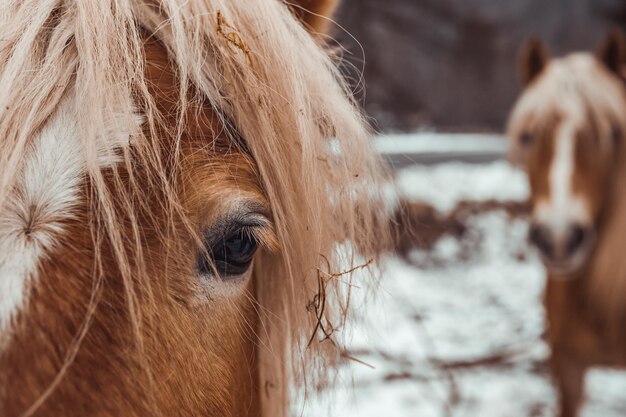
[0,0,390,415]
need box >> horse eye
[197,229,259,279]
[520,131,533,147]
[612,125,622,143]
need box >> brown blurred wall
[334,0,626,132]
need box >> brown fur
[286,0,339,34]
[1,37,264,417]
[508,33,626,417]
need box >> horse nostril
[565,224,588,256]
[529,223,553,258]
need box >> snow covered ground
[302,145,626,417]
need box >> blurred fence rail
[376,133,507,169]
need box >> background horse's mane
[0,0,389,415]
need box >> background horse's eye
[520,131,533,147]
[198,230,259,279]
[612,125,622,143]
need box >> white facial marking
[534,119,589,239]
[0,95,138,334]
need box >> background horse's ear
[285,0,339,35]
[597,28,626,75]
[519,36,550,85]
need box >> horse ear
[597,28,626,75]
[285,0,339,34]
[519,36,549,85]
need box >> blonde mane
[0,1,389,415]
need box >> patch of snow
[582,369,626,417]
[396,161,529,212]
[302,159,626,417]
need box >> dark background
[334,0,626,132]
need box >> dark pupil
[520,132,533,146]
[199,231,258,278]
[612,125,622,143]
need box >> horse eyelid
[203,212,277,253]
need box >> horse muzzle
[528,221,595,276]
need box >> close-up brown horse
[508,31,626,417]
[0,0,389,416]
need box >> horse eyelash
[239,224,279,252]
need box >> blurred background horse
[507,31,626,417]
[0,0,388,416]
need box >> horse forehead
[514,54,599,112]
[0,97,133,336]
[510,71,610,153]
